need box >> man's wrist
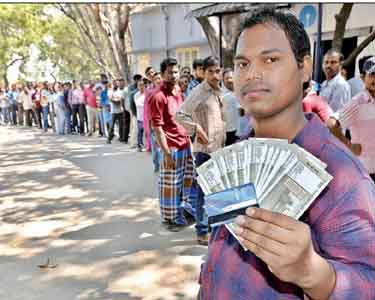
[300,252,336,299]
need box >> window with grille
[176,47,200,69]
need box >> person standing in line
[144,66,156,151]
[128,74,143,148]
[348,55,373,98]
[0,88,10,125]
[83,81,97,137]
[47,83,56,132]
[107,80,125,144]
[53,82,66,135]
[178,75,190,100]
[134,79,146,151]
[40,82,50,132]
[320,49,351,112]
[19,85,33,127]
[63,82,73,134]
[186,58,205,97]
[71,81,85,135]
[175,56,226,246]
[16,84,24,126]
[95,86,106,137]
[118,78,130,143]
[149,58,194,232]
[7,83,18,126]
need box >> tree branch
[344,29,375,67]
[332,4,353,51]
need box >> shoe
[162,221,188,232]
[197,234,209,246]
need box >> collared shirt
[199,113,375,300]
[134,91,145,121]
[110,89,124,114]
[222,87,241,132]
[186,78,202,97]
[320,73,351,112]
[19,91,32,110]
[338,89,375,174]
[149,81,190,150]
[83,87,97,108]
[302,91,333,122]
[175,80,225,154]
[348,76,364,98]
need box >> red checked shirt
[149,81,190,151]
[199,113,375,300]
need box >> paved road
[0,125,206,300]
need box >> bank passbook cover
[204,183,258,227]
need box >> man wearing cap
[328,56,375,181]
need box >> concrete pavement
[0,125,206,300]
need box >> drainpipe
[161,5,170,58]
[314,3,323,84]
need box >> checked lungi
[159,146,195,225]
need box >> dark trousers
[137,120,144,147]
[72,104,85,134]
[108,113,124,142]
[225,130,238,146]
[9,104,17,125]
[120,110,131,142]
[370,174,375,183]
[193,152,211,236]
[34,106,42,128]
[25,109,33,127]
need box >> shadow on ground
[0,126,205,300]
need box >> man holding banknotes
[198,7,375,300]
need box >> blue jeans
[1,107,9,123]
[97,110,106,136]
[193,152,211,236]
[42,106,49,130]
[150,129,160,172]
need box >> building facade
[130,3,375,79]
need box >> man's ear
[301,55,313,83]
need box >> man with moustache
[149,58,194,232]
[320,49,351,112]
[328,56,375,182]
[198,8,375,300]
[176,56,226,245]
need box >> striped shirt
[339,89,375,174]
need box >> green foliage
[0,4,100,83]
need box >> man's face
[323,53,341,80]
[195,66,205,80]
[113,80,118,89]
[233,23,308,120]
[179,77,189,92]
[205,65,221,89]
[146,68,156,81]
[364,73,375,95]
[118,79,125,89]
[181,68,190,77]
[162,65,179,85]
[153,74,161,87]
[223,71,234,91]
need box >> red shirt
[149,81,190,150]
[302,92,333,123]
[83,87,97,108]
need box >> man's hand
[326,116,338,129]
[234,207,335,295]
[196,124,209,145]
[163,151,175,169]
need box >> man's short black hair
[239,7,311,65]
[223,68,233,77]
[324,48,344,62]
[160,58,178,74]
[133,74,143,82]
[192,58,204,70]
[202,56,219,70]
[359,55,374,75]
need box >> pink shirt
[83,88,97,108]
[339,89,375,173]
[302,92,333,123]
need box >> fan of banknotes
[196,138,333,247]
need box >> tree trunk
[332,4,353,51]
[344,29,375,68]
[3,73,8,87]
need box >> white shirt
[134,91,145,121]
[110,89,124,114]
[0,93,9,108]
[20,91,33,110]
[320,73,351,112]
[348,76,364,98]
[222,88,241,132]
